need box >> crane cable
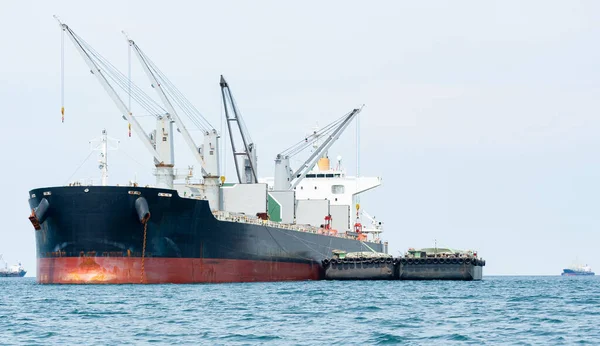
[127,36,132,138]
[71,30,167,117]
[61,27,65,123]
[355,111,360,227]
[136,46,214,132]
[284,115,346,156]
[138,48,210,128]
[280,112,348,157]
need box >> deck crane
[219,75,258,184]
[55,18,173,189]
[56,19,177,188]
[125,35,220,180]
[55,19,221,208]
[274,107,362,190]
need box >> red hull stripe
[37,257,322,284]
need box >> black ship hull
[27,186,384,284]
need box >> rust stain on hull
[37,257,320,284]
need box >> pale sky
[1,1,599,276]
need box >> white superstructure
[293,158,381,207]
[261,154,382,240]
[569,264,593,273]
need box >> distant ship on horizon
[561,263,594,276]
[0,255,26,278]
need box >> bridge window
[331,185,345,194]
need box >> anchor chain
[140,221,148,283]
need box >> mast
[90,129,119,186]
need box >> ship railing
[211,211,358,240]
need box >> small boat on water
[322,250,395,280]
[561,264,594,276]
[0,255,26,278]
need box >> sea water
[0,276,599,345]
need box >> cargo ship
[561,264,594,276]
[27,20,386,284]
[0,255,26,278]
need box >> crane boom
[220,75,258,184]
[361,210,383,229]
[289,107,362,189]
[127,38,210,177]
[56,19,161,164]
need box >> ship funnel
[135,197,151,224]
[317,157,330,171]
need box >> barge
[397,247,485,281]
[322,250,395,280]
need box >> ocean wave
[1,276,599,344]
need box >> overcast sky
[1,1,599,276]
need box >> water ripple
[0,276,599,345]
